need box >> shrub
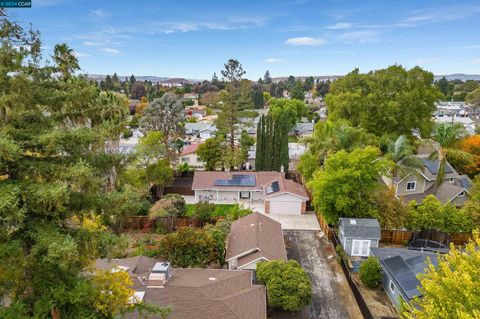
[359,257,382,288]
[204,219,231,267]
[149,194,186,218]
[226,205,253,221]
[256,260,312,312]
[158,227,216,268]
[193,202,215,224]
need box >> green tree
[197,137,227,171]
[387,135,423,176]
[308,147,393,224]
[290,80,305,100]
[225,204,253,222]
[251,83,265,109]
[268,98,308,130]
[256,260,312,312]
[435,76,450,98]
[52,43,80,79]
[465,87,480,124]
[0,13,168,318]
[192,201,215,224]
[140,93,185,159]
[204,219,231,267]
[359,257,382,288]
[263,70,272,84]
[255,114,289,171]
[255,115,266,171]
[326,66,441,136]
[304,76,315,91]
[158,227,217,268]
[422,123,468,189]
[240,130,255,163]
[402,232,480,319]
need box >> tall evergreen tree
[263,70,272,84]
[265,114,274,170]
[255,116,265,171]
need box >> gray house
[371,247,440,308]
[338,218,381,257]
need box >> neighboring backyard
[185,203,235,217]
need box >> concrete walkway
[267,212,321,231]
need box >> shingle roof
[95,259,266,319]
[192,171,308,199]
[339,218,381,239]
[181,143,201,156]
[226,212,287,268]
[370,248,438,301]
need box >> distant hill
[434,74,480,81]
[271,75,342,83]
[84,74,200,83]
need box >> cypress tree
[280,112,290,171]
[265,114,274,171]
[255,115,265,171]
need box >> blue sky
[8,0,480,79]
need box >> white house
[191,171,309,215]
[184,123,217,140]
[179,143,204,168]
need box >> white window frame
[351,240,371,257]
[239,191,250,199]
[406,181,416,191]
[389,278,396,293]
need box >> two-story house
[382,154,472,206]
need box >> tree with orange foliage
[459,135,480,176]
[135,96,148,114]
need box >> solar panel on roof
[213,175,256,187]
[459,176,472,189]
[422,158,453,174]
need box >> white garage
[266,192,308,215]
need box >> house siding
[397,174,425,196]
[382,272,404,308]
[343,238,379,257]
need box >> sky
[7,0,480,80]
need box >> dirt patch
[352,273,399,319]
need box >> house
[226,212,287,270]
[179,143,204,168]
[184,122,217,140]
[434,115,476,135]
[433,101,476,135]
[246,143,307,171]
[184,105,207,119]
[382,154,472,206]
[338,218,381,257]
[192,171,309,215]
[290,122,314,138]
[95,256,267,319]
[370,248,439,308]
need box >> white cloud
[285,37,326,46]
[413,57,440,65]
[83,41,102,46]
[153,16,267,33]
[73,51,90,57]
[338,30,380,43]
[326,22,353,30]
[100,48,121,55]
[472,59,480,64]
[90,9,107,17]
[265,58,286,64]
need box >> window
[389,279,396,293]
[406,181,416,191]
[181,157,190,163]
[240,191,250,199]
[352,240,371,257]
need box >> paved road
[280,230,362,319]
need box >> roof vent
[208,277,216,281]
[350,219,357,225]
[148,273,167,288]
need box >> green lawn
[186,204,235,217]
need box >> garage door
[269,200,301,215]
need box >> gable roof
[181,143,201,156]
[371,248,439,301]
[339,218,381,239]
[192,171,308,199]
[95,258,266,319]
[226,212,287,268]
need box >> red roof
[181,143,201,156]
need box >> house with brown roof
[192,171,309,215]
[179,143,204,168]
[226,212,287,270]
[95,256,267,319]
[382,154,472,206]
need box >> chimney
[148,262,172,288]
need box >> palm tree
[422,123,468,189]
[387,135,423,176]
[52,43,80,79]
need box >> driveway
[267,212,321,231]
[275,231,362,319]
